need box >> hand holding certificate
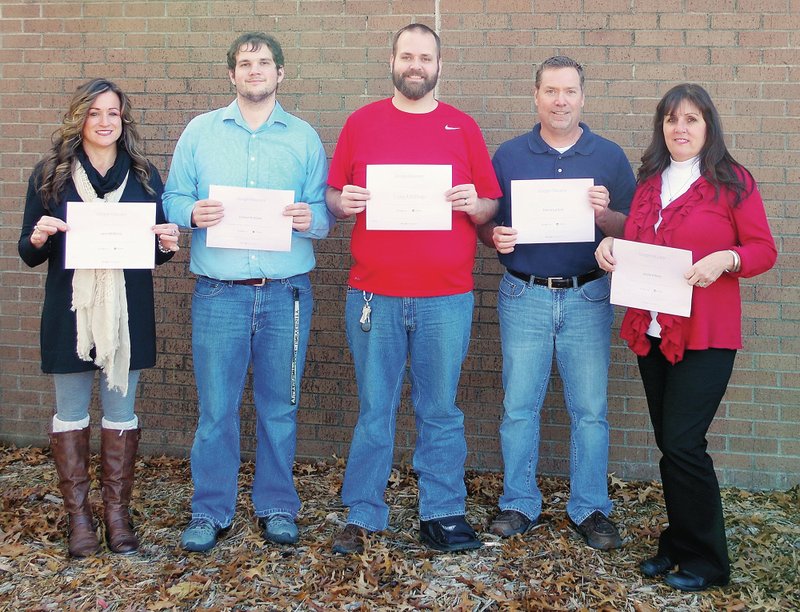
[610,239,693,316]
[511,178,595,243]
[65,202,156,269]
[365,164,452,230]
[206,185,295,251]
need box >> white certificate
[206,185,294,251]
[65,202,155,269]
[511,178,595,243]
[610,239,693,317]
[365,164,452,231]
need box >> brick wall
[1,0,798,490]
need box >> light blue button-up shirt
[163,100,331,280]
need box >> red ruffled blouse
[619,170,777,364]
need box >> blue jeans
[341,290,473,531]
[189,274,312,528]
[497,271,613,524]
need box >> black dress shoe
[419,515,482,552]
[664,569,728,592]
[639,554,674,578]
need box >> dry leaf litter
[0,444,797,611]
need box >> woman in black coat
[18,78,179,557]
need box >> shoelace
[266,514,294,532]
[186,519,216,534]
[588,512,614,533]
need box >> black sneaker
[570,511,622,550]
[419,515,482,552]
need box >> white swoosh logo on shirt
[444,125,460,130]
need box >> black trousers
[637,336,735,581]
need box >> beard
[237,82,277,104]
[391,64,438,101]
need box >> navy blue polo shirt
[492,122,636,278]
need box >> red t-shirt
[328,98,502,297]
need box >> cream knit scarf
[71,160,132,396]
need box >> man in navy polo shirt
[478,56,636,549]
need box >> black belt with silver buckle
[230,278,272,286]
[508,268,605,289]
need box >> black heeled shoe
[664,569,728,592]
[639,554,674,578]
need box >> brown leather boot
[50,428,100,557]
[101,427,140,554]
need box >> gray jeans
[54,370,140,423]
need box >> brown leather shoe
[332,524,370,554]
[50,428,100,558]
[489,509,535,537]
[571,511,622,550]
[101,427,140,554]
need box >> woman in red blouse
[595,83,777,592]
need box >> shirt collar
[527,122,595,156]
[222,99,289,131]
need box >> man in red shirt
[326,23,501,554]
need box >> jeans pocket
[284,273,311,295]
[578,275,611,302]
[193,276,227,298]
[499,273,527,299]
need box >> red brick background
[1,1,798,490]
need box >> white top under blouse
[648,155,702,337]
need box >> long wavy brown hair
[638,83,752,207]
[35,78,154,210]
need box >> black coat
[18,163,173,374]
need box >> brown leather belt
[508,268,605,289]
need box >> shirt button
[251,134,256,139]
[250,157,255,161]
[249,180,255,185]
[557,168,563,173]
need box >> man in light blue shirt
[163,32,330,553]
